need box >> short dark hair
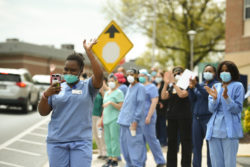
[108,73,118,81]
[172,66,184,73]
[66,52,85,71]
[204,64,216,73]
[217,61,240,82]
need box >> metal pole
[190,39,193,70]
[152,0,156,66]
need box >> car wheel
[23,98,32,113]
[32,94,39,111]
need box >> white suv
[0,68,39,113]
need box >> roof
[0,68,30,75]
[0,40,90,65]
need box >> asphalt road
[0,107,49,167]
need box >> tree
[104,0,225,69]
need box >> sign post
[92,20,133,73]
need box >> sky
[0,0,148,61]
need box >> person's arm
[161,82,170,100]
[38,83,60,116]
[222,84,244,114]
[173,84,188,98]
[145,97,158,124]
[110,102,123,110]
[83,39,103,89]
[205,84,219,113]
[130,86,146,130]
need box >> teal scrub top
[47,78,98,143]
[103,89,124,125]
[92,93,103,117]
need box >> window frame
[244,0,250,20]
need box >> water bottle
[98,127,102,138]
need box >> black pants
[167,119,192,167]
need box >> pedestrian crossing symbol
[92,20,133,73]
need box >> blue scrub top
[144,83,158,119]
[206,82,245,140]
[188,79,217,117]
[117,83,146,127]
[118,84,128,97]
[211,98,227,138]
[47,78,98,143]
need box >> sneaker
[111,160,118,167]
[102,159,112,167]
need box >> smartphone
[51,74,61,87]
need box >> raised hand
[164,71,171,84]
[83,39,97,52]
[204,85,217,100]
[189,78,197,89]
[222,85,229,99]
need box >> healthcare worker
[38,39,103,167]
[114,72,128,96]
[117,68,146,167]
[139,69,166,167]
[204,61,245,167]
[188,64,217,167]
[102,74,124,167]
[161,67,192,167]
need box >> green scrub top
[103,89,124,125]
[92,93,103,117]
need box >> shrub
[243,107,250,133]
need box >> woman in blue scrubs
[138,69,166,167]
[205,61,245,167]
[38,39,103,167]
[117,68,147,167]
[188,65,217,167]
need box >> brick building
[225,0,250,83]
[0,39,92,76]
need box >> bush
[243,107,250,133]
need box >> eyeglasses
[174,72,181,77]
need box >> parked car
[32,74,50,99]
[0,68,39,113]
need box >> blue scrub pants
[192,115,211,167]
[143,116,166,165]
[47,140,92,167]
[120,125,146,167]
[209,138,239,167]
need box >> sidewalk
[43,142,250,167]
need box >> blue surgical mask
[64,74,79,84]
[151,71,157,77]
[203,72,213,81]
[139,76,146,83]
[220,72,231,83]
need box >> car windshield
[0,73,21,82]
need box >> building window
[245,0,250,19]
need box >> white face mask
[127,75,135,83]
[155,77,162,83]
[108,82,116,89]
[175,75,181,81]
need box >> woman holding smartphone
[38,39,103,167]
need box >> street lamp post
[188,30,196,71]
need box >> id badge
[72,90,82,95]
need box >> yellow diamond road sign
[92,20,133,73]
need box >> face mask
[127,75,135,83]
[151,71,157,77]
[139,76,146,84]
[155,77,162,83]
[64,74,79,84]
[220,72,231,83]
[203,72,213,81]
[175,75,181,81]
[108,82,116,89]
